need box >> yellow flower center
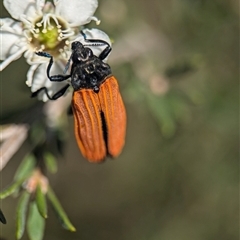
[28,14,74,57]
[37,20,60,49]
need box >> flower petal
[0,18,27,70]
[3,0,42,20]
[74,28,112,61]
[0,18,24,60]
[54,0,98,26]
[0,48,26,71]
[26,64,40,87]
[30,62,70,102]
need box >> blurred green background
[0,0,239,239]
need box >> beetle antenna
[80,30,87,40]
[84,43,106,47]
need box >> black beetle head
[71,41,93,62]
[71,41,83,51]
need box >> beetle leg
[36,51,71,82]
[31,84,70,100]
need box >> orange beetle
[32,37,126,163]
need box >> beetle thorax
[71,55,112,92]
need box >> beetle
[32,33,126,163]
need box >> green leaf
[14,154,36,181]
[0,178,26,199]
[36,185,48,219]
[16,191,31,239]
[43,152,58,174]
[47,186,76,232]
[0,208,7,224]
[29,123,46,146]
[27,202,45,240]
[146,93,176,137]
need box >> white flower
[1,0,112,102]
